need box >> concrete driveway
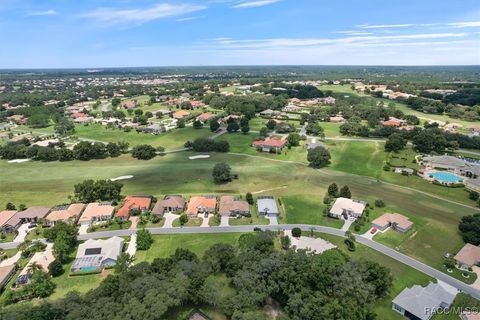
[163,213,178,228]
[126,234,137,263]
[267,215,278,226]
[341,218,354,231]
[14,224,30,242]
[0,251,21,267]
[78,224,89,235]
[361,228,377,240]
[220,215,229,227]
[129,216,138,229]
[200,214,211,227]
[471,266,480,290]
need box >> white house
[329,197,366,220]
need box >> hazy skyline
[1,0,480,68]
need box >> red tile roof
[116,196,152,218]
[252,138,287,148]
[186,196,216,216]
[196,113,214,122]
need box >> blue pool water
[429,171,463,183]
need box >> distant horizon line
[1,64,480,71]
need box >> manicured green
[1,150,478,282]
[134,233,245,263]
[327,140,385,177]
[282,195,344,228]
[74,124,212,149]
[172,216,203,227]
[228,206,269,225]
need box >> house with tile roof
[115,196,152,220]
[186,196,217,217]
[152,195,186,217]
[78,203,115,225]
[16,206,51,223]
[46,204,85,225]
[173,110,190,119]
[252,137,287,153]
[371,213,413,233]
[218,196,250,217]
[0,210,19,232]
[196,113,214,123]
[454,243,480,270]
[329,198,366,220]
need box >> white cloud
[356,23,415,29]
[335,30,373,36]
[82,3,207,25]
[448,21,480,28]
[27,9,57,16]
[232,0,280,9]
[176,15,205,22]
[212,33,469,49]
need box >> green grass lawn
[321,122,341,137]
[88,220,132,233]
[172,216,203,227]
[228,205,269,225]
[0,151,477,279]
[140,218,165,228]
[433,293,480,320]
[0,232,17,243]
[282,195,344,228]
[25,226,46,241]
[49,253,112,300]
[318,233,434,320]
[74,123,212,149]
[134,233,245,263]
[219,132,309,163]
[327,140,386,178]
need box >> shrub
[137,229,154,250]
[291,227,302,237]
[131,144,156,160]
[374,199,386,208]
[344,238,356,251]
[48,259,64,277]
[179,214,189,226]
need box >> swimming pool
[429,171,463,184]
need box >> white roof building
[71,236,124,273]
[329,197,366,219]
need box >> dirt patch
[408,231,418,240]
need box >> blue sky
[1,0,479,68]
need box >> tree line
[0,230,393,320]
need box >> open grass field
[321,122,342,137]
[50,264,112,300]
[282,195,344,228]
[0,145,478,278]
[327,140,385,177]
[74,124,211,149]
[134,233,245,263]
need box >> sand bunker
[110,175,134,181]
[189,155,211,160]
[7,159,31,163]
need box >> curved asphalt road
[2,224,477,299]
